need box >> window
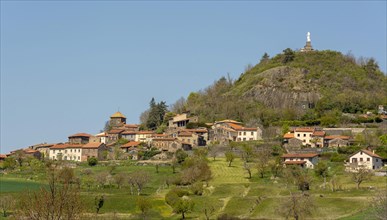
[352,158,357,163]
[367,158,370,161]
[360,152,363,155]
[297,134,300,137]
[243,138,246,141]
[239,132,242,135]
[78,156,80,160]
[309,134,312,137]
[251,132,254,135]
[303,134,306,137]
[243,132,246,135]
[360,158,363,162]
[376,159,379,162]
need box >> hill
[183,49,387,126]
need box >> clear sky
[1,1,386,153]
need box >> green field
[0,158,385,219]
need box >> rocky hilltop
[184,49,387,125]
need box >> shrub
[87,157,98,166]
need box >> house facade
[151,138,181,152]
[281,153,319,169]
[210,120,262,143]
[82,142,107,161]
[68,133,92,145]
[168,113,199,129]
[346,149,383,171]
[49,144,83,161]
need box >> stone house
[68,133,92,145]
[135,131,154,143]
[151,138,181,152]
[324,135,350,148]
[346,149,383,171]
[30,143,55,158]
[211,120,262,143]
[281,153,319,169]
[82,142,107,161]
[107,129,125,143]
[95,132,108,144]
[110,111,127,128]
[121,131,136,141]
[168,113,199,129]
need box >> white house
[347,149,383,171]
[211,120,263,143]
[95,132,108,144]
[49,143,83,161]
[281,153,319,169]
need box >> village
[2,105,386,174]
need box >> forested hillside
[181,49,387,127]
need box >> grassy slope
[1,159,386,219]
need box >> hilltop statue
[301,32,313,52]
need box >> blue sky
[1,1,386,153]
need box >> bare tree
[170,97,187,114]
[208,144,220,161]
[279,192,315,220]
[244,162,252,179]
[114,173,126,189]
[16,166,84,219]
[351,166,373,189]
[128,171,151,195]
[256,148,271,178]
[95,172,109,188]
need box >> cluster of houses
[1,111,263,163]
[1,112,385,173]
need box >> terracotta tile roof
[361,149,382,158]
[122,131,137,135]
[294,127,315,132]
[152,134,166,137]
[281,153,318,158]
[50,144,83,149]
[24,149,39,154]
[137,131,154,135]
[125,124,139,128]
[227,123,243,130]
[284,161,307,165]
[283,133,295,139]
[83,142,104,149]
[324,135,350,140]
[312,131,325,137]
[121,141,141,148]
[108,129,125,134]
[110,111,126,118]
[0,154,7,159]
[68,133,92,138]
[218,126,237,133]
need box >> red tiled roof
[284,161,307,165]
[108,129,125,134]
[122,131,137,135]
[312,131,325,137]
[24,149,39,154]
[137,131,154,135]
[83,142,104,149]
[121,141,141,148]
[294,127,315,132]
[125,124,139,128]
[324,135,350,140]
[227,123,243,130]
[283,133,295,139]
[281,153,318,158]
[217,120,242,124]
[68,133,92,138]
[361,149,382,159]
[50,144,83,149]
[0,154,7,159]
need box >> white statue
[307,32,311,42]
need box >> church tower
[301,32,314,52]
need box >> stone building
[151,138,181,152]
[68,133,92,145]
[168,113,199,129]
[110,111,127,128]
[81,142,107,161]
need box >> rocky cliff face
[242,66,321,111]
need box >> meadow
[0,158,385,219]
